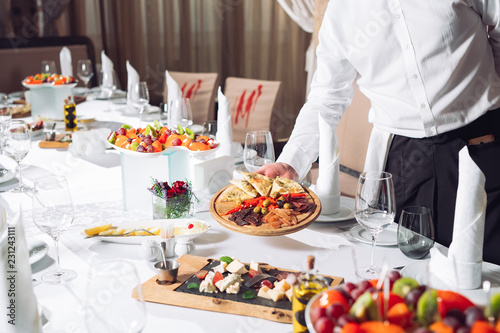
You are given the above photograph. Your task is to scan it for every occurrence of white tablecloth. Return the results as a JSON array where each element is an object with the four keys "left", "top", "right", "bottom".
[{"left": 1, "top": 100, "right": 415, "bottom": 333}]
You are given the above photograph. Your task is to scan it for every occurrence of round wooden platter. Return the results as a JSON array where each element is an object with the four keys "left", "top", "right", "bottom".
[{"left": 209, "top": 185, "right": 322, "bottom": 236}]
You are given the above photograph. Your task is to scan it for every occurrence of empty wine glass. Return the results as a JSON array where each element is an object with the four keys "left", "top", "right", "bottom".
[
  {"left": 100, "top": 71, "right": 116, "bottom": 111},
  {"left": 354, "top": 171, "right": 396, "bottom": 279},
  {"left": 32, "top": 175, "right": 76, "bottom": 283},
  {"left": 41, "top": 60, "right": 56, "bottom": 75},
  {"left": 3, "top": 120, "right": 32, "bottom": 193},
  {"left": 0, "top": 95, "right": 11, "bottom": 139},
  {"left": 77, "top": 59, "right": 94, "bottom": 91},
  {"left": 130, "top": 82, "right": 150, "bottom": 125},
  {"left": 85, "top": 260, "right": 146, "bottom": 333},
  {"left": 243, "top": 130, "right": 275, "bottom": 172},
  {"left": 397, "top": 206, "right": 435, "bottom": 259},
  {"left": 202, "top": 120, "right": 217, "bottom": 139},
  {"left": 169, "top": 97, "right": 193, "bottom": 129}
]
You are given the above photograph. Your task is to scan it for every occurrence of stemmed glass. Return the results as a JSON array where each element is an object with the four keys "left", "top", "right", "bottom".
[
  {"left": 77, "top": 59, "right": 94, "bottom": 91},
  {"left": 3, "top": 120, "right": 32, "bottom": 193},
  {"left": 85, "top": 260, "right": 146, "bottom": 332},
  {"left": 168, "top": 97, "right": 193, "bottom": 129},
  {"left": 41, "top": 60, "right": 56, "bottom": 74},
  {"left": 202, "top": 120, "right": 217, "bottom": 139},
  {"left": 32, "top": 175, "right": 77, "bottom": 283},
  {"left": 0, "top": 95, "right": 11, "bottom": 149},
  {"left": 100, "top": 71, "right": 116, "bottom": 111},
  {"left": 354, "top": 171, "right": 396, "bottom": 279},
  {"left": 243, "top": 130, "right": 275, "bottom": 172},
  {"left": 397, "top": 206, "right": 435, "bottom": 259},
  {"left": 130, "top": 82, "right": 150, "bottom": 125}
]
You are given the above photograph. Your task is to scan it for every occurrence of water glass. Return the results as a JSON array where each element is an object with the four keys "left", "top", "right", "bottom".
[
  {"left": 0, "top": 96, "right": 11, "bottom": 147},
  {"left": 41, "top": 60, "right": 56, "bottom": 74},
  {"left": 77, "top": 59, "right": 94, "bottom": 90},
  {"left": 202, "top": 120, "right": 217, "bottom": 138},
  {"left": 243, "top": 130, "right": 275, "bottom": 172},
  {"left": 130, "top": 82, "right": 150, "bottom": 125},
  {"left": 397, "top": 206, "right": 435, "bottom": 259},
  {"left": 169, "top": 97, "right": 193, "bottom": 129},
  {"left": 4, "top": 120, "right": 32, "bottom": 193}
]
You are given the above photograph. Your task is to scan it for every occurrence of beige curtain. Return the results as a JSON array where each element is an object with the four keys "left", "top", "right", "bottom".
[{"left": 52, "top": 0, "right": 310, "bottom": 141}]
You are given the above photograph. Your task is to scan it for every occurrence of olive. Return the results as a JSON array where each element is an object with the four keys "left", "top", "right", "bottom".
[
  {"left": 235, "top": 199, "right": 242, "bottom": 206},
  {"left": 253, "top": 206, "right": 261, "bottom": 214},
  {"left": 276, "top": 200, "right": 284, "bottom": 208},
  {"left": 262, "top": 199, "right": 271, "bottom": 207},
  {"left": 278, "top": 196, "right": 286, "bottom": 202},
  {"left": 270, "top": 191, "right": 279, "bottom": 198},
  {"left": 283, "top": 203, "right": 292, "bottom": 209},
  {"left": 261, "top": 207, "right": 269, "bottom": 214}
]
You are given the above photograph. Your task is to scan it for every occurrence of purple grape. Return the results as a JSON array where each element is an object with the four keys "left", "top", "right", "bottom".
[
  {"left": 196, "top": 138, "right": 207, "bottom": 144},
  {"left": 443, "top": 315, "right": 463, "bottom": 331},
  {"left": 456, "top": 327, "right": 471, "bottom": 333},
  {"left": 143, "top": 138, "right": 153, "bottom": 146},
  {"left": 447, "top": 308, "right": 466, "bottom": 326},
  {"left": 117, "top": 128, "right": 126, "bottom": 136},
  {"left": 342, "top": 282, "right": 356, "bottom": 293},
  {"left": 151, "top": 136, "right": 157, "bottom": 142},
  {"left": 127, "top": 138, "right": 133, "bottom": 142},
  {"left": 387, "top": 271, "right": 401, "bottom": 284},
  {"left": 147, "top": 145, "right": 154, "bottom": 153},
  {"left": 464, "top": 306, "right": 485, "bottom": 327},
  {"left": 337, "top": 314, "right": 355, "bottom": 327},
  {"left": 358, "top": 280, "right": 371, "bottom": 292},
  {"left": 145, "top": 135, "right": 151, "bottom": 140},
  {"left": 412, "top": 329, "right": 432, "bottom": 333},
  {"left": 136, "top": 145, "right": 145, "bottom": 152},
  {"left": 405, "top": 288, "right": 424, "bottom": 309}
]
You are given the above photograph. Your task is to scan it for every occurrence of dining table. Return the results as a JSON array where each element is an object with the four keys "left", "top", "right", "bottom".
[{"left": 0, "top": 97, "right": 458, "bottom": 332}]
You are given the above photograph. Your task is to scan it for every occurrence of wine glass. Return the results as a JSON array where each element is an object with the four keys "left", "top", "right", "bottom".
[
  {"left": 397, "top": 206, "right": 435, "bottom": 259},
  {"left": 354, "top": 171, "right": 396, "bottom": 279},
  {"left": 85, "top": 260, "right": 146, "bottom": 333},
  {"left": 32, "top": 175, "right": 77, "bottom": 283},
  {"left": 168, "top": 97, "right": 193, "bottom": 129},
  {"left": 41, "top": 60, "right": 56, "bottom": 74},
  {"left": 243, "top": 130, "right": 275, "bottom": 172},
  {"left": 130, "top": 82, "right": 150, "bottom": 125},
  {"left": 202, "top": 120, "right": 217, "bottom": 138},
  {"left": 0, "top": 95, "right": 11, "bottom": 148},
  {"left": 100, "top": 71, "right": 116, "bottom": 111},
  {"left": 77, "top": 59, "right": 94, "bottom": 91},
  {"left": 3, "top": 120, "right": 32, "bottom": 193}
]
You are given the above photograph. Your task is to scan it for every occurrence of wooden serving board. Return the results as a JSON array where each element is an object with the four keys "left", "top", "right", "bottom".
[
  {"left": 38, "top": 134, "right": 71, "bottom": 148},
  {"left": 137, "top": 255, "right": 343, "bottom": 324},
  {"left": 209, "top": 185, "right": 321, "bottom": 236}
]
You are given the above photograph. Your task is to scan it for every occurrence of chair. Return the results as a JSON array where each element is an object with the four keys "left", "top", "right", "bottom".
[
  {"left": 0, "top": 36, "right": 97, "bottom": 94},
  {"left": 163, "top": 71, "right": 219, "bottom": 125},
  {"left": 223, "top": 77, "right": 282, "bottom": 143}
]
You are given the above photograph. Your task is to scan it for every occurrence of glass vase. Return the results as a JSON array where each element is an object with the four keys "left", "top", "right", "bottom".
[{"left": 152, "top": 193, "right": 194, "bottom": 220}]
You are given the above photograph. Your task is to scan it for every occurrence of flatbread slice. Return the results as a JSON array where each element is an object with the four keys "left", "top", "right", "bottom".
[
  {"left": 241, "top": 172, "right": 273, "bottom": 197},
  {"left": 270, "top": 176, "right": 305, "bottom": 195},
  {"left": 229, "top": 179, "right": 259, "bottom": 197},
  {"left": 219, "top": 185, "right": 253, "bottom": 202}
]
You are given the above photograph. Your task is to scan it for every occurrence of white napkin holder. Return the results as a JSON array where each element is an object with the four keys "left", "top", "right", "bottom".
[
  {"left": 121, "top": 150, "right": 190, "bottom": 212},
  {"left": 28, "top": 85, "right": 74, "bottom": 120}
]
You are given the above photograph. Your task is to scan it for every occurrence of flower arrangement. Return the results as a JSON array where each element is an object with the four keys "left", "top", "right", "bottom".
[{"left": 149, "top": 179, "right": 196, "bottom": 219}]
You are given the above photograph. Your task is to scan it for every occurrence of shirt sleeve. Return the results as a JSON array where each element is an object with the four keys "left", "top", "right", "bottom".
[
  {"left": 277, "top": 2, "right": 357, "bottom": 180},
  {"left": 473, "top": 0, "right": 500, "bottom": 75}
]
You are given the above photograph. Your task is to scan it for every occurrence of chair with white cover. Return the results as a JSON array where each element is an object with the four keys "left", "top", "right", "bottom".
[
  {"left": 163, "top": 72, "right": 219, "bottom": 125},
  {"left": 223, "top": 77, "right": 282, "bottom": 143}
]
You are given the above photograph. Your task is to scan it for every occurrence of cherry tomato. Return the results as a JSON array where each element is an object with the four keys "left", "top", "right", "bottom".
[
  {"left": 195, "top": 270, "right": 208, "bottom": 280},
  {"left": 248, "top": 269, "right": 259, "bottom": 278},
  {"left": 213, "top": 271, "right": 223, "bottom": 285},
  {"left": 260, "top": 280, "right": 273, "bottom": 289}
]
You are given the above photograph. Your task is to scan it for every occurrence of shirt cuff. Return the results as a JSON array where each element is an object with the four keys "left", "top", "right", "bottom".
[{"left": 277, "top": 145, "right": 313, "bottom": 181}]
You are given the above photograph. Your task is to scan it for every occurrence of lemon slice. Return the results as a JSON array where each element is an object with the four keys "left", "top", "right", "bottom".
[{"left": 84, "top": 223, "right": 112, "bottom": 236}]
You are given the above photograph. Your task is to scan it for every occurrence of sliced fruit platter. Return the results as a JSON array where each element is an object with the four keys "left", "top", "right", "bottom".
[
  {"left": 139, "top": 254, "right": 343, "bottom": 324},
  {"left": 22, "top": 73, "right": 77, "bottom": 87},
  {"left": 306, "top": 270, "right": 500, "bottom": 333},
  {"left": 106, "top": 121, "right": 219, "bottom": 158},
  {"left": 209, "top": 172, "right": 321, "bottom": 236}
]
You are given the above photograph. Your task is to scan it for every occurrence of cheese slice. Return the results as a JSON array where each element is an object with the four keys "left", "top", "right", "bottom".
[
  {"left": 257, "top": 286, "right": 272, "bottom": 299},
  {"left": 226, "top": 259, "right": 248, "bottom": 275}
]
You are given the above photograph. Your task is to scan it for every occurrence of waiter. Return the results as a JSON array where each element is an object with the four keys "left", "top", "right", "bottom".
[{"left": 258, "top": 1, "right": 500, "bottom": 264}]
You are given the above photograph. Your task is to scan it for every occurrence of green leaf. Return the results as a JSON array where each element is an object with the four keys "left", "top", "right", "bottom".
[
  {"left": 243, "top": 291, "right": 256, "bottom": 299},
  {"left": 187, "top": 282, "right": 200, "bottom": 290}
]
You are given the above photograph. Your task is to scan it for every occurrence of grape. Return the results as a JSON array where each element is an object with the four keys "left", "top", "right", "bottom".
[
  {"left": 412, "top": 328, "right": 432, "bottom": 333},
  {"left": 164, "top": 130, "right": 171, "bottom": 136},
  {"left": 145, "top": 135, "right": 151, "bottom": 140},
  {"left": 326, "top": 303, "right": 346, "bottom": 319},
  {"left": 337, "top": 313, "right": 355, "bottom": 327},
  {"left": 117, "top": 128, "right": 126, "bottom": 136},
  {"left": 443, "top": 315, "right": 463, "bottom": 331},
  {"left": 147, "top": 145, "right": 154, "bottom": 153},
  {"left": 387, "top": 270, "right": 401, "bottom": 284},
  {"left": 358, "top": 280, "right": 371, "bottom": 292},
  {"left": 337, "top": 289, "right": 351, "bottom": 303},
  {"left": 172, "top": 138, "right": 182, "bottom": 146},
  {"left": 127, "top": 138, "right": 133, "bottom": 142},
  {"left": 136, "top": 145, "right": 145, "bottom": 152},
  {"left": 151, "top": 136, "right": 157, "bottom": 142},
  {"left": 464, "top": 306, "right": 485, "bottom": 327},
  {"left": 143, "top": 138, "right": 153, "bottom": 146},
  {"left": 417, "top": 285, "right": 427, "bottom": 293},
  {"left": 342, "top": 282, "right": 356, "bottom": 294},
  {"left": 310, "top": 306, "right": 328, "bottom": 323},
  {"left": 456, "top": 327, "right": 471, "bottom": 333},
  {"left": 197, "top": 138, "right": 207, "bottom": 144},
  {"left": 314, "top": 316, "right": 335, "bottom": 333},
  {"left": 447, "top": 308, "right": 466, "bottom": 326},
  {"left": 405, "top": 288, "right": 424, "bottom": 309},
  {"left": 350, "top": 288, "right": 364, "bottom": 301}
]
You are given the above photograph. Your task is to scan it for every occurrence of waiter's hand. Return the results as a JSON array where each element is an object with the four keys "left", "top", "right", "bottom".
[{"left": 255, "top": 162, "right": 298, "bottom": 180}]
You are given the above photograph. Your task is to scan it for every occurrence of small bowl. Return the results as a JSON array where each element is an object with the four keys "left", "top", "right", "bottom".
[{"left": 154, "top": 260, "right": 180, "bottom": 285}]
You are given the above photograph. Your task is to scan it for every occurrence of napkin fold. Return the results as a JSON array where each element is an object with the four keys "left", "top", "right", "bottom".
[
  {"left": 216, "top": 87, "right": 232, "bottom": 157},
  {"left": 59, "top": 46, "right": 73, "bottom": 77},
  {"left": 69, "top": 128, "right": 110, "bottom": 156},
  {"left": 0, "top": 207, "right": 42, "bottom": 332},
  {"left": 428, "top": 146, "right": 486, "bottom": 289},
  {"left": 101, "top": 50, "right": 114, "bottom": 87},
  {"left": 314, "top": 113, "right": 340, "bottom": 215},
  {"left": 126, "top": 61, "right": 140, "bottom": 112},
  {"left": 285, "top": 227, "right": 352, "bottom": 250}
]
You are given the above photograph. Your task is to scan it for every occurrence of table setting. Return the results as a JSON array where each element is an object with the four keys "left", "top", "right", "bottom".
[{"left": 1, "top": 75, "right": 500, "bottom": 333}]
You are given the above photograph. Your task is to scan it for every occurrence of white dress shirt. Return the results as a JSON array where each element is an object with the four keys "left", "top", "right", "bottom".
[{"left": 278, "top": 0, "right": 500, "bottom": 180}]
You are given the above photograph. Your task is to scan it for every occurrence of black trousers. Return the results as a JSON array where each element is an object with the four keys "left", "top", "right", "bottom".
[{"left": 385, "top": 109, "right": 500, "bottom": 265}]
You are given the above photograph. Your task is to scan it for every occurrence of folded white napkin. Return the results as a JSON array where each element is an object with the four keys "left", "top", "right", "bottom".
[
  {"left": 165, "top": 70, "right": 181, "bottom": 117},
  {"left": 285, "top": 227, "right": 352, "bottom": 250},
  {"left": 101, "top": 50, "right": 114, "bottom": 87},
  {"left": 314, "top": 113, "right": 340, "bottom": 215},
  {"left": 59, "top": 46, "right": 73, "bottom": 77},
  {"left": 69, "top": 128, "right": 110, "bottom": 156},
  {"left": 216, "top": 87, "right": 232, "bottom": 157},
  {"left": 126, "top": 61, "right": 140, "bottom": 112},
  {"left": 428, "top": 146, "right": 486, "bottom": 289},
  {"left": 0, "top": 207, "right": 42, "bottom": 332}
]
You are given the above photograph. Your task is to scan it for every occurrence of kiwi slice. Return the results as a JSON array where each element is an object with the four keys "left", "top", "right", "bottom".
[
  {"left": 185, "top": 127, "right": 195, "bottom": 140},
  {"left": 177, "top": 124, "right": 185, "bottom": 135}
]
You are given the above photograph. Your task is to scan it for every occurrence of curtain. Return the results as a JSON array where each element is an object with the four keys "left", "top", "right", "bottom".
[{"left": 39, "top": 0, "right": 310, "bottom": 141}]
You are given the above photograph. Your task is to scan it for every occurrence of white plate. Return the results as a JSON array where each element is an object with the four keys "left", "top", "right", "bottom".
[
  {"left": 315, "top": 196, "right": 355, "bottom": 222},
  {"left": 401, "top": 259, "right": 500, "bottom": 305},
  {"left": 84, "top": 219, "right": 211, "bottom": 245},
  {"left": 349, "top": 223, "right": 398, "bottom": 246},
  {"left": 27, "top": 237, "right": 49, "bottom": 265},
  {"left": 0, "top": 169, "right": 15, "bottom": 184},
  {"left": 105, "top": 138, "right": 220, "bottom": 158}
]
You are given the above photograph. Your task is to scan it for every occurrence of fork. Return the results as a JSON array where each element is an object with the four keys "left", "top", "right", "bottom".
[{"left": 244, "top": 273, "right": 278, "bottom": 288}]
